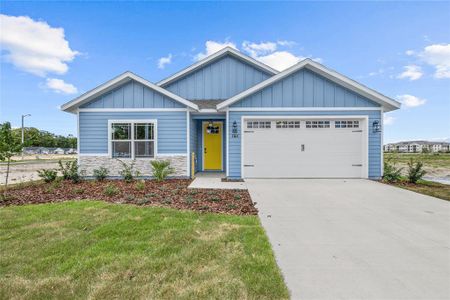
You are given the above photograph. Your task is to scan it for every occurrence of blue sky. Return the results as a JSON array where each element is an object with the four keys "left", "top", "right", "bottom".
[{"left": 1, "top": 1, "right": 449, "bottom": 143}]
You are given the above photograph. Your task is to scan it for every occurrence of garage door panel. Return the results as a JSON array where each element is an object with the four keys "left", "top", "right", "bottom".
[{"left": 243, "top": 118, "right": 366, "bottom": 178}]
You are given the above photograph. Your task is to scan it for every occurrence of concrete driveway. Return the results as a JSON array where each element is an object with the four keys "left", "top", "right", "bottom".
[{"left": 246, "top": 179, "right": 450, "bottom": 300}]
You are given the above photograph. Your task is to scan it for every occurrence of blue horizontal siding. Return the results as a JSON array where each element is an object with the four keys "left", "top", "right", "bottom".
[
  {"left": 79, "top": 112, "right": 187, "bottom": 154},
  {"left": 164, "top": 55, "right": 271, "bottom": 100},
  {"left": 232, "top": 69, "right": 380, "bottom": 108},
  {"left": 228, "top": 110, "right": 382, "bottom": 179},
  {"left": 81, "top": 80, "right": 184, "bottom": 109}
]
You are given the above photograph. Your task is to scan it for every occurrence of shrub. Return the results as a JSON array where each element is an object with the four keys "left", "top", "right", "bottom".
[
  {"left": 72, "top": 187, "right": 85, "bottom": 194},
  {"left": 37, "top": 169, "right": 58, "bottom": 183},
  {"left": 103, "top": 184, "right": 120, "bottom": 196},
  {"left": 383, "top": 158, "right": 403, "bottom": 183},
  {"left": 135, "top": 180, "right": 145, "bottom": 191},
  {"left": 116, "top": 159, "right": 139, "bottom": 182},
  {"left": 150, "top": 160, "right": 174, "bottom": 182},
  {"left": 93, "top": 167, "right": 109, "bottom": 181},
  {"left": 407, "top": 159, "right": 426, "bottom": 184},
  {"left": 185, "top": 196, "right": 195, "bottom": 205},
  {"left": 58, "top": 160, "right": 82, "bottom": 183}
]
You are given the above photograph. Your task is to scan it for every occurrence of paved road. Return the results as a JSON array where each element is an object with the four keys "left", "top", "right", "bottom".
[{"left": 246, "top": 179, "right": 450, "bottom": 300}]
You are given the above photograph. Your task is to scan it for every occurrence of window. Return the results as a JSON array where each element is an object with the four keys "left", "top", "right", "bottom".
[
  {"left": 276, "top": 120, "right": 300, "bottom": 128},
  {"left": 335, "top": 120, "right": 359, "bottom": 128},
  {"left": 110, "top": 121, "right": 155, "bottom": 158},
  {"left": 247, "top": 121, "right": 271, "bottom": 129},
  {"left": 305, "top": 120, "right": 330, "bottom": 128}
]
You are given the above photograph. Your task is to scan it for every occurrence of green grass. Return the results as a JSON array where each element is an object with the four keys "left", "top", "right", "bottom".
[
  {"left": 384, "top": 152, "right": 450, "bottom": 169},
  {"left": 0, "top": 201, "right": 288, "bottom": 299},
  {"left": 388, "top": 179, "right": 450, "bottom": 201}
]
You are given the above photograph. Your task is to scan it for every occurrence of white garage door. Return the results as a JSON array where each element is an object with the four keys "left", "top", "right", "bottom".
[{"left": 243, "top": 118, "right": 367, "bottom": 178}]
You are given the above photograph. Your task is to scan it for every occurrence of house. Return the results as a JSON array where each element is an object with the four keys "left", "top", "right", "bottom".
[
  {"left": 384, "top": 141, "right": 450, "bottom": 153},
  {"left": 61, "top": 47, "right": 401, "bottom": 179}
]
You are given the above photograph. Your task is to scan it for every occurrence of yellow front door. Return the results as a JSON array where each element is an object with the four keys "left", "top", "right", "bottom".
[{"left": 203, "top": 122, "right": 222, "bottom": 170}]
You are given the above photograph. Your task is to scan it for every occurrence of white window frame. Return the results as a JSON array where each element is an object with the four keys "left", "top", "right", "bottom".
[{"left": 108, "top": 119, "right": 158, "bottom": 159}]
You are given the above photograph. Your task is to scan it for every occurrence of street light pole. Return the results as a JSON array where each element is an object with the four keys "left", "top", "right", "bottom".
[{"left": 21, "top": 114, "right": 31, "bottom": 160}]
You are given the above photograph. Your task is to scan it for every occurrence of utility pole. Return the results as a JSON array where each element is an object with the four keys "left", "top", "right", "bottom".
[{"left": 21, "top": 114, "right": 31, "bottom": 160}]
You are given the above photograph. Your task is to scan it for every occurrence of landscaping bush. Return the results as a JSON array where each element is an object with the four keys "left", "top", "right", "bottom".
[
  {"left": 151, "top": 160, "right": 174, "bottom": 182},
  {"left": 135, "top": 180, "right": 145, "bottom": 191},
  {"left": 383, "top": 158, "right": 403, "bottom": 183},
  {"left": 407, "top": 159, "right": 426, "bottom": 184},
  {"left": 117, "top": 159, "right": 140, "bottom": 182},
  {"left": 103, "top": 184, "right": 120, "bottom": 196},
  {"left": 93, "top": 167, "right": 109, "bottom": 181},
  {"left": 37, "top": 169, "right": 58, "bottom": 183},
  {"left": 58, "top": 160, "right": 83, "bottom": 183}
]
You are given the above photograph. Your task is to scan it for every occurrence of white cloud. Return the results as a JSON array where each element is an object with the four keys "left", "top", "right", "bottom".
[
  {"left": 405, "top": 50, "right": 415, "bottom": 56},
  {"left": 384, "top": 115, "right": 395, "bottom": 125},
  {"left": 419, "top": 44, "right": 450, "bottom": 79},
  {"left": 157, "top": 54, "right": 172, "bottom": 69},
  {"left": 242, "top": 41, "right": 277, "bottom": 57},
  {"left": 0, "top": 14, "right": 79, "bottom": 76},
  {"left": 194, "top": 40, "right": 237, "bottom": 61},
  {"left": 277, "top": 40, "right": 296, "bottom": 47},
  {"left": 256, "top": 51, "right": 305, "bottom": 71},
  {"left": 397, "top": 65, "right": 423, "bottom": 80},
  {"left": 45, "top": 78, "right": 78, "bottom": 94},
  {"left": 396, "top": 94, "right": 427, "bottom": 108}
]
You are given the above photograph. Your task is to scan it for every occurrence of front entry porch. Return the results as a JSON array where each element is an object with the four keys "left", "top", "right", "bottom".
[
  {"left": 188, "top": 172, "right": 247, "bottom": 190},
  {"left": 190, "top": 114, "right": 227, "bottom": 176}
]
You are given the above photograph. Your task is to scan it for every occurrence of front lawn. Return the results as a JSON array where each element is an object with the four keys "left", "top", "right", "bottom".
[
  {"left": 0, "top": 201, "right": 289, "bottom": 299},
  {"left": 386, "top": 179, "right": 450, "bottom": 201}
]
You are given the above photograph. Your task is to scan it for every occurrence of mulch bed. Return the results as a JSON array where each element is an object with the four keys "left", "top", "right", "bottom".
[{"left": 0, "top": 179, "right": 257, "bottom": 215}]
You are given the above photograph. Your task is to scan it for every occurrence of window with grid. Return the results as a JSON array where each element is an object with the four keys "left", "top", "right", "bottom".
[
  {"left": 111, "top": 122, "right": 155, "bottom": 158},
  {"left": 276, "top": 120, "right": 301, "bottom": 128},
  {"left": 305, "top": 120, "right": 330, "bottom": 128},
  {"left": 335, "top": 120, "right": 359, "bottom": 128},
  {"left": 247, "top": 121, "right": 271, "bottom": 129}
]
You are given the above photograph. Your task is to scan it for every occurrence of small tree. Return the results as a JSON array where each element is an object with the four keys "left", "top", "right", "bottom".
[
  {"left": 383, "top": 158, "right": 403, "bottom": 183},
  {"left": 0, "top": 122, "right": 23, "bottom": 197},
  {"left": 407, "top": 159, "right": 427, "bottom": 184}
]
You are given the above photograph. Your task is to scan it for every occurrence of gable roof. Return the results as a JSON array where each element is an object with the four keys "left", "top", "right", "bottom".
[
  {"left": 60, "top": 72, "right": 199, "bottom": 113},
  {"left": 157, "top": 47, "right": 279, "bottom": 87},
  {"left": 217, "top": 59, "right": 401, "bottom": 112}
]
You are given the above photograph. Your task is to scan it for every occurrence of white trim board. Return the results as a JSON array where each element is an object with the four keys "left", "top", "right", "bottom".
[
  {"left": 78, "top": 153, "right": 187, "bottom": 157},
  {"left": 218, "top": 59, "right": 401, "bottom": 112},
  {"left": 228, "top": 107, "right": 382, "bottom": 112},
  {"left": 240, "top": 115, "right": 369, "bottom": 179},
  {"left": 78, "top": 108, "right": 187, "bottom": 112},
  {"left": 157, "top": 47, "right": 278, "bottom": 87},
  {"left": 186, "top": 110, "right": 190, "bottom": 177},
  {"left": 61, "top": 72, "right": 199, "bottom": 113}
]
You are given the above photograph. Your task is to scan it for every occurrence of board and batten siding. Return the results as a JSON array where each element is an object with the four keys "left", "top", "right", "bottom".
[
  {"left": 231, "top": 69, "right": 381, "bottom": 108},
  {"left": 79, "top": 112, "right": 187, "bottom": 154},
  {"left": 164, "top": 55, "right": 272, "bottom": 100},
  {"left": 228, "top": 110, "right": 382, "bottom": 179},
  {"left": 80, "top": 80, "right": 184, "bottom": 109}
]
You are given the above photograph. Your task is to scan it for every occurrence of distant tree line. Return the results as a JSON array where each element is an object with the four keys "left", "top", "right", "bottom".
[{"left": 11, "top": 127, "right": 77, "bottom": 149}]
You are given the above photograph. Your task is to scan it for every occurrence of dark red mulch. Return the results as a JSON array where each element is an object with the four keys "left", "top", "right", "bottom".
[{"left": 0, "top": 179, "right": 257, "bottom": 215}]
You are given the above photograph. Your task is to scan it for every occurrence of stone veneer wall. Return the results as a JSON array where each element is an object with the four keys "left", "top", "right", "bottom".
[{"left": 79, "top": 155, "right": 188, "bottom": 177}]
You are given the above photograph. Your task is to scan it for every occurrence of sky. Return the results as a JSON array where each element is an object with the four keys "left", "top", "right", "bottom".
[{"left": 1, "top": 1, "right": 449, "bottom": 143}]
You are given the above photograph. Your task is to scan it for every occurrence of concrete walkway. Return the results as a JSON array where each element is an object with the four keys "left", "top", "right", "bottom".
[
  {"left": 188, "top": 172, "right": 247, "bottom": 190},
  {"left": 246, "top": 179, "right": 450, "bottom": 300}
]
